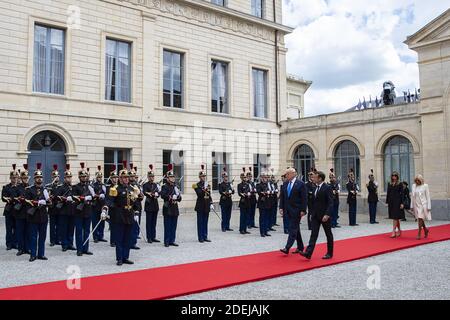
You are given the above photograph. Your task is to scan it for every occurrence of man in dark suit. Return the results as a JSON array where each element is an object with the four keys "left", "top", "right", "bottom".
[
  {"left": 300, "top": 171, "right": 334, "bottom": 260},
  {"left": 279, "top": 167, "right": 307, "bottom": 255}
]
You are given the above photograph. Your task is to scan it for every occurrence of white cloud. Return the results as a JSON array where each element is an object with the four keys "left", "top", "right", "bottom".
[{"left": 283, "top": 0, "right": 449, "bottom": 116}]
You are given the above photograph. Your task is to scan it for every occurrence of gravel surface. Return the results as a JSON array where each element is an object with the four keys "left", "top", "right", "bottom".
[{"left": 0, "top": 210, "right": 448, "bottom": 299}]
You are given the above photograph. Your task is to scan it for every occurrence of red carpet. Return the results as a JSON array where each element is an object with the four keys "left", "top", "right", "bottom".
[{"left": 1, "top": 224, "right": 449, "bottom": 300}]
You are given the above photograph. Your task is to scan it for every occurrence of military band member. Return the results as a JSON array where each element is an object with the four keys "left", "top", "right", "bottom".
[
  {"left": 238, "top": 168, "right": 251, "bottom": 235},
  {"left": 143, "top": 165, "right": 161, "bottom": 243},
  {"left": 24, "top": 163, "right": 49, "bottom": 262},
  {"left": 269, "top": 170, "right": 279, "bottom": 230},
  {"left": 160, "top": 164, "right": 182, "bottom": 247},
  {"left": 2, "top": 164, "right": 19, "bottom": 250},
  {"left": 346, "top": 169, "right": 359, "bottom": 226},
  {"left": 106, "top": 166, "right": 119, "bottom": 247},
  {"left": 218, "top": 167, "right": 234, "bottom": 232},
  {"left": 194, "top": 165, "right": 212, "bottom": 243},
  {"left": 246, "top": 167, "right": 257, "bottom": 229},
  {"left": 256, "top": 170, "right": 272, "bottom": 237},
  {"left": 103, "top": 162, "right": 140, "bottom": 265},
  {"left": 72, "top": 162, "right": 94, "bottom": 256},
  {"left": 47, "top": 165, "right": 60, "bottom": 246},
  {"left": 129, "top": 164, "right": 143, "bottom": 250},
  {"left": 328, "top": 169, "right": 341, "bottom": 228},
  {"left": 15, "top": 164, "right": 30, "bottom": 255},
  {"left": 92, "top": 166, "right": 107, "bottom": 242},
  {"left": 367, "top": 169, "right": 379, "bottom": 224},
  {"left": 306, "top": 170, "right": 316, "bottom": 230},
  {"left": 55, "top": 165, "right": 76, "bottom": 252}
]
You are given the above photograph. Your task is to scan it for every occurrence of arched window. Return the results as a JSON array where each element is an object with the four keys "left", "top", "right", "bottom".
[
  {"left": 383, "top": 136, "right": 414, "bottom": 190},
  {"left": 293, "top": 144, "right": 315, "bottom": 182},
  {"left": 334, "top": 140, "right": 360, "bottom": 191}
]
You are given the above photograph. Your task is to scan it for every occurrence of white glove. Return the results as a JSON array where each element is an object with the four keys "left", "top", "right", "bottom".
[
  {"left": 66, "top": 196, "right": 73, "bottom": 202},
  {"left": 101, "top": 210, "right": 108, "bottom": 221},
  {"left": 172, "top": 195, "right": 178, "bottom": 200},
  {"left": 134, "top": 215, "right": 139, "bottom": 222},
  {"left": 154, "top": 192, "right": 159, "bottom": 197},
  {"left": 247, "top": 192, "right": 251, "bottom": 196},
  {"left": 85, "top": 195, "right": 93, "bottom": 201},
  {"left": 38, "top": 200, "right": 46, "bottom": 206},
  {"left": 210, "top": 204, "right": 215, "bottom": 211},
  {"left": 228, "top": 190, "right": 232, "bottom": 193},
  {"left": 99, "top": 194, "right": 105, "bottom": 200}
]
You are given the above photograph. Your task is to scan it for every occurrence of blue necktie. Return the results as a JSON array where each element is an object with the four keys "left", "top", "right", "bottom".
[{"left": 288, "top": 181, "right": 293, "bottom": 197}]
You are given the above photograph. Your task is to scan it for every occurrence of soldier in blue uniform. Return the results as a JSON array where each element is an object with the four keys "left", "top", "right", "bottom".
[
  {"left": 2, "top": 164, "right": 19, "bottom": 251},
  {"left": 55, "top": 164, "right": 76, "bottom": 252},
  {"left": 129, "top": 164, "right": 143, "bottom": 250},
  {"left": 103, "top": 162, "right": 141, "bottom": 265},
  {"left": 238, "top": 168, "right": 251, "bottom": 235},
  {"left": 246, "top": 167, "right": 257, "bottom": 229},
  {"left": 218, "top": 167, "right": 234, "bottom": 232},
  {"left": 346, "top": 169, "right": 359, "bottom": 226},
  {"left": 92, "top": 166, "right": 107, "bottom": 243},
  {"left": 328, "top": 169, "right": 341, "bottom": 228},
  {"left": 160, "top": 164, "right": 182, "bottom": 247},
  {"left": 72, "top": 162, "right": 94, "bottom": 256},
  {"left": 15, "top": 164, "right": 30, "bottom": 255},
  {"left": 256, "top": 170, "right": 272, "bottom": 237},
  {"left": 142, "top": 164, "right": 161, "bottom": 243},
  {"left": 47, "top": 164, "right": 61, "bottom": 247},
  {"left": 24, "top": 163, "right": 49, "bottom": 262},
  {"left": 106, "top": 166, "right": 119, "bottom": 247},
  {"left": 194, "top": 165, "right": 212, "bottom": 243}
]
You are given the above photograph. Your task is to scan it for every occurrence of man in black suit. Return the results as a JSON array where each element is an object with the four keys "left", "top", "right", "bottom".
[
  {"left": 279, "top": 167, "right": 307, "bottom": 255},
  {"left": 300, "top": 171, "right": 334, "bottom": 260}
]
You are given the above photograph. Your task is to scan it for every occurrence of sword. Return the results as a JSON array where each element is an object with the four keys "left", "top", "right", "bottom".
[
  {"left": 82, "top": 216, "right": 107, "bottom": 247},
  {"left": 134, "top": 216, "right": 147, "bottom": 243},
  {"left": 210, "top": 204, "right": 222, "bottom": 222}
]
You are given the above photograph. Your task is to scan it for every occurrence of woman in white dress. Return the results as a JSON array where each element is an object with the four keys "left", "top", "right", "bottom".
[{"left": 411, "top": 174, "right": 432, "bottom": 239}]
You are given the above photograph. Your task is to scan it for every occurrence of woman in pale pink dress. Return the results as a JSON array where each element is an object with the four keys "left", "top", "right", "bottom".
[{"left": 411, "top": 175, "right": 432, "bottom": 239}]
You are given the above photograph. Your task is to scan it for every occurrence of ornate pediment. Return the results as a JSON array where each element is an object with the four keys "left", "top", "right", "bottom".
[
  {"left": 115, "top": 0, "right": 290, "bottom": 42},
  {"left": 405, "top": 8, "right": 450, "bottom": 48}
]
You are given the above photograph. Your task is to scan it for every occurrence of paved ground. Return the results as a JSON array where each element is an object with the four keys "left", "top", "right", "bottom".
[{"left": 0, "top": 209, "right": 449, "bottom": 299}]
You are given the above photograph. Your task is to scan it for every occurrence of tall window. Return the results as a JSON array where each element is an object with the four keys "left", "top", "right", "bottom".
[
  {"left": 383, "top": 136, "right": 414, "bottom": 190},
  {"left": 33, "top": 24, "right": 65, "bottom": 95},
  {"left": 334, "top": 140, "right": 360, "bottom": 191},
  {"left": 212, "top": 152, "right": 230, "bottom": 190},
  {"left": 104, "top": 148, "right": 130, "bottom": 183},
  {"left": 251, "top": 0, "right": 263, "bottom": 18},
  {"left": 253, "top": 154, "right": 270, "bottom": 183},
  {"left": 105, "top": 38, "right": 131, "bottom": 103},
  {"left": 163, "top": 50, "right": 183, "bottom": 108},
  {"left": 253, "top": 68, "right": 267, "bottom": 118},
  {"left": 211, "top": 0, "right": 225, "bottom": 6},
  {"left": 211, "top": 61, "right": 229, "bottom": 113},
  {"left": 163, "top": 150, "right": 184, "bottom": 192},
  {"left": 293, "top": 145, "right": 315, "bottom": 182}
]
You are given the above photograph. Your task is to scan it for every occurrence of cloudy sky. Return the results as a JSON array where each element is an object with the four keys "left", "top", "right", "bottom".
[{"left": 283, "top": 0, "right": 449, "bottom": 116}]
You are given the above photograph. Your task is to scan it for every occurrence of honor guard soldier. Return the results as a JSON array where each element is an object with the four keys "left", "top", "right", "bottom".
[
  {"left": 91, "top": 166, "right": 107, "bottom": 243},
  {"left": 238, "top": 168, "right": 251, "bottom": 235},
  {"left": 269, "top": 169, "right": 279, "bottom": 230},
  {"left": 346, "top": 168, "right": 359, "bottom": 226},
  {"left": 24, "top": 163, "right": 49, "bottom": 262},
  {"left": 246, "top": 167, "right": 257, "bottom": 229},
  {"left": 143, "top": 164, "right": 161, "bottom": 243},
  {"left": 218, "top": 167, "right": 234, "bottom": 232},
  {"left": 306, "top": 169, "right": 317, "bottom": 230},
  {"left": 194, "top": 165, "right": 213, "bottom": 243},
  {"left": 328, "top": 169, "right": 341, "bottom": 228},
  {"left": 72, "top": 162, "right": 94, "bottom": 256},
  {"left": 103, "top": 161, "right": 141, "bottom": 265},
  {"left": 15, "top": 164, "right": 30, "bottom": 255},
  {"left": 106, "top": 166, "right": 119, "bottom": 247},
  {"left": 129, "top": 164, "right": 143, "bottom": 250},
  {"left": 55, "top": 164, "right": 76, "bottom": 252},
  {"left": 2, "top": 164, "right": 19, "bottom": 250},
  {"left": 256, "top": 169, "right": 273, "bottom": 237},
  {"left": 160, "top": 164, "right": 182, "bottom": 247},
  {"left": 47, "top": 165, "right": 61, "bottom": 246},
  {"left": 367, "top": 169, "right": 379, "bottom": 224}
]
